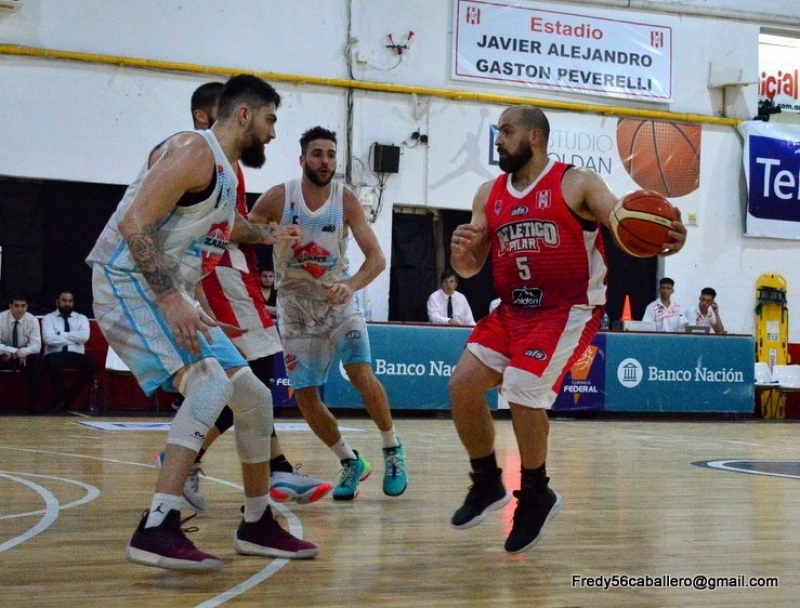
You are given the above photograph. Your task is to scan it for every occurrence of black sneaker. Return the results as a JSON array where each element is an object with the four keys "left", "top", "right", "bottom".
[
  {"left": 234, "top": 506, "right": 319, "bottom": 559},
  {"left": 126, "top": 509, "right": 222, "bottom": 572},
  {"left": 503, "top": 487, "right": 562, "bottom": 553},
  {"left": 451, "top": 471, "right": 511, "bottom": 529}
]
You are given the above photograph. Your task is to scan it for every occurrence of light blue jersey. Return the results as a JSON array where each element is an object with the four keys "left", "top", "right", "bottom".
[{"left": 87, "top": 130, "right": 247, "bottom": 395}]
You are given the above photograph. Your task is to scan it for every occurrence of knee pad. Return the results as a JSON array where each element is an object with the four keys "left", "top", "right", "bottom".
[
  {"left": 167, "top": 360, "right": 233, "bottom": 452},
  {"left": 228, "top": 367, "right": 273, "bottom": 463}
]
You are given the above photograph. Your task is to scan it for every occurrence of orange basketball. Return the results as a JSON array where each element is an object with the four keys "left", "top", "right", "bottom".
[
  {"left": 616, "top": 118, "right": 701, "bottom": 198},
  {"left": 610, "top": 190, "right": 679, "bottom": 258}
]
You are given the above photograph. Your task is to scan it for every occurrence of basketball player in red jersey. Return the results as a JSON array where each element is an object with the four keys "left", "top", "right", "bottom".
[{"left": 447, "top": 105, "right": 686, "bottom": 553}]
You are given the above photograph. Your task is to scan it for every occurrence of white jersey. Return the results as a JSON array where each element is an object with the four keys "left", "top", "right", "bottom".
[
  {"left": 273, "top": 179, "right": 350, "bottom": 301},
  {"left": 87, "top": 130, "right": 244, "bottom": 394},
  {"left": 87, "top": 129, "right": 238, "bottom": 295}
]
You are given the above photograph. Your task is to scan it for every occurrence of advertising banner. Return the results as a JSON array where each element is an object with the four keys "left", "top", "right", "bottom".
[
  {"left": 428, "top": 104, "right": 701, "bottom": 211},
  {"left": 738, "top": 120, "right": 800, "bottom": 240},
  {"left": 451, "top": 0, "right": 673, "bottom": 102},
  {"left": 324, "top": 324, "right": 473, "bottom": 410},
  {"left": 759, "top": 63, "right": 800, "bottom": 114},
  {"left": 603, "top": 333, "right": 753, "bottom": 413},
  {"left": 552, "top": 334, "right": 606, "bottom": 412}
]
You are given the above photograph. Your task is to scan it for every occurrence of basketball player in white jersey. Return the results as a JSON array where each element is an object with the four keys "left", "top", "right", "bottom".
[
  {"left": 250, "top": 126, "right": 408, "bottom": 501},
  {"left": 87, "top": 75, "right": 317, "bottom": 572},
  {"left": 153, "top": 82, "right": 331, "bottom": 512}
]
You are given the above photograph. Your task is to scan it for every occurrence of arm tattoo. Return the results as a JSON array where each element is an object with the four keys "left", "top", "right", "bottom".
[
  {"left": 237, "top": 220, "right": 265, "bottom": 244},
  {"left": 127, "top": 227, "right": 177, "bottom": 296},
  {"left": 237, "top": 221, "right": 281, "bottom": 244}
]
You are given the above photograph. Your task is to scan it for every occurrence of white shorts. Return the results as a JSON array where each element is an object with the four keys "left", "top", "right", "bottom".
[
  {"left": 277, "top": 294, "right": 371, "bottom": 390},
  {"left": 92, "top": 265, "right": 247, "bottom": 396}
]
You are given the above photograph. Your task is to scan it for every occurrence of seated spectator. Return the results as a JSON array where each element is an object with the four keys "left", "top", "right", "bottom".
[
  {"left": 684, "top": 287, "right": 725, "bottom": 334},
  {"left": 260, "top": 267, "right": 277, "bottom": 318},
  {"left": 427, "top": 269, "right": 475, "bottom": 326},
  {"left": 642, "top": 277, "right": 685, "bottom": 332},
  {"left": 0, "top": 294, "right": 43, "bottom": 412},
  {"left": 41, "top": 291, "right": 96, "bottom": 411}
]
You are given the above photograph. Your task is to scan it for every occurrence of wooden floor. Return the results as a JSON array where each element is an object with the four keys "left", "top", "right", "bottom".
[{"left": 1, "top": 411, "right": 799, "bottom": 607}]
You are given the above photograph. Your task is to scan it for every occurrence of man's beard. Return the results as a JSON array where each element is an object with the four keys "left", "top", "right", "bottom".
[
  {"left": 58, "top": 306, "right": 73, "bottom": 315},
  {"left": 240, "top": 134, "right": 266, "bottom": 169},
  {"left": 304, "top": 165, "right": 334, "bottom": 187},
  {"left": 497, "top": 142, "right": 533, "bottom": 174}
]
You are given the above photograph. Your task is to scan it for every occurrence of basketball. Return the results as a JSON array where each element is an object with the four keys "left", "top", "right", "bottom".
[
  {"left": 616, "top": 118, "right": 701, "bottom": 198},
  {"left": 610, "top": 190, "right": 679, "bottom": 258}
]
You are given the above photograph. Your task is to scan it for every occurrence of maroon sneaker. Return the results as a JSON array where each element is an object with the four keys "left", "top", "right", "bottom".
[
  {"left": 233, "top": 507, "right": 319, "bottom": 559},
  {"left": 126, "top": 510, "right": 222, "bottom": 572}
]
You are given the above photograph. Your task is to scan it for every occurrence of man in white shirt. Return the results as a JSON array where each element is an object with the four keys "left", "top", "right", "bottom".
[
  {"left": 0, "top": 294, "right": 44, "bottom": 411},
  {"left": 642, "top": 277, "right": 685, "bottom": 332},
  {"left": 41, "top": 291, "right": 96, "bottom": 411},
  {"left": 683, "top": 287, "right": 725, "bottom": 334},
  {"left": 428, "top": 269, "right": 476, "bottom": 326}
]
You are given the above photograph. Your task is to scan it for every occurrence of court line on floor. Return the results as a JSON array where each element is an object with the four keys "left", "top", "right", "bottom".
[{"left": 0, "top": 445, "right": 304, "bottom": 605}]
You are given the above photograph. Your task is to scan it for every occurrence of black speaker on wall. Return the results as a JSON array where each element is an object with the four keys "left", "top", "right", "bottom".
[{"left": 372, "top": 143, "right": 400, "bottom": 174}]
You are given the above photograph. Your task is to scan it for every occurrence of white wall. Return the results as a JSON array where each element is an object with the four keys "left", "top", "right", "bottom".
[{"left": 1, "top": 0, "right": 799, "bottom": 338}]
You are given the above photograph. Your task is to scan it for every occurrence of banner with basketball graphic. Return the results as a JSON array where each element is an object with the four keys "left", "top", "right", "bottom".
[
  {"left": 738, "top": 120, "right": 800, "bottom": 240},
  {"left": 428, "top": 103, "right": 702, "bottom": 211},
  {"left": 451, "top": 0, "right": 674, "bottom": 102}
]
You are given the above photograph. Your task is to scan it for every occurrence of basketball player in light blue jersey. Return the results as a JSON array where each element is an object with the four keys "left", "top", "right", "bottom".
[
  {"left": 250, "top": 126, "right": 408, "bottom": 501},
  {"left": 87, "top": 75, "right": 317, "bottom": 572}
]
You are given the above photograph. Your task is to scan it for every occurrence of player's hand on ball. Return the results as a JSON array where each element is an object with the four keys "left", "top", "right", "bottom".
[{"left": 661, "top": 208, "right": 686, "bottom": 256}]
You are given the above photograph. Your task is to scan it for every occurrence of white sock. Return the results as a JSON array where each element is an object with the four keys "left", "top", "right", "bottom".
[
  {"left": 145, "top": 493, "right": 183, "bottom": 528},
  {"left": 244, "top": 495, "right": 270, "bottom": 523},
  {"left": 380, "top": 426, "right": 400, "bottom": 449},
  {"left": 329, "top": 438, "right": 357, "bottom": 462}
]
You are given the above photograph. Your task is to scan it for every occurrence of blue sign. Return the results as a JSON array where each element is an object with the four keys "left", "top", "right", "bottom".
[
  {"left": 603, "top": 333, "right": 754, "bottom": 413},
  {"left": 325, "top": 324, "right": 472, "bottom": 410},
  {"left": 552, "top": 333, "right": 606, "bottom": 412},
  {"left": 747, "top": 134, "right": 800, "bottom": 222}
]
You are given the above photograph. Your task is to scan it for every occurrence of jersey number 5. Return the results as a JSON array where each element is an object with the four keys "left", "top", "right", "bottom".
[{"left": 516, "top": 257, "right": 531, "bottom": 280}]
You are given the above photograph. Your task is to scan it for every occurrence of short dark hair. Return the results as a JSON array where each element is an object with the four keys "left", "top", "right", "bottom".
[
  {"left": 190, "top": 82, "right": 223, "bottom": 115},
  {"left": 216, "top": 75, "right": 281, "bottom": 120},
  {"left": 700, "top": 287, "right": 717, "bottom": 298},
  {"left": 504, "top": 105, "right": 551, "bottom": 140},
  {"left": 299, "top": 126, "right": 337, "bottom": 155},
  {"left": 659, "top": 277, "right": 675, "bottom": 287},
  {"left": 9, "top": 293, "right": 27, "bottom": 304},
  {"left": 440, "top": 269, "right": 457, "bottom": 283}
]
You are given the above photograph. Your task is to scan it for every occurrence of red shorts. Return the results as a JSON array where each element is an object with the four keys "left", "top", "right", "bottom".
[{"left": 466, "top": 303, "right": 601, "bottom": 408}]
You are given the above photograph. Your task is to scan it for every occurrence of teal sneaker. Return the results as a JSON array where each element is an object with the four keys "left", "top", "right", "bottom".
[
  {"left": 382, "top": 443, "right": 408, "bottom": 497},
  {"left": 333, "top": 451, "right": 371, "bottom": 501}
]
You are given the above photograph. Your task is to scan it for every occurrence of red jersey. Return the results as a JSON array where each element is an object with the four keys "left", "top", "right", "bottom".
[
  {"left": 486, "top": 160, "right": 607, "bottom": 310},
  {"left": 202, "top": 163, "right": 274, "bottom": 332}
]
